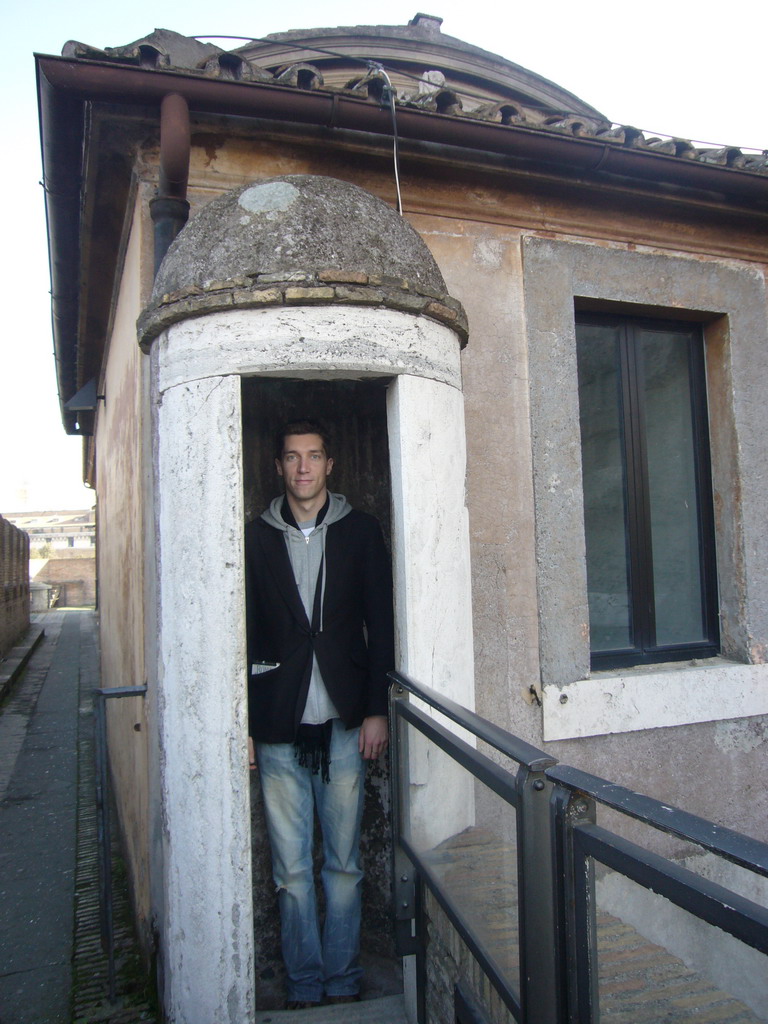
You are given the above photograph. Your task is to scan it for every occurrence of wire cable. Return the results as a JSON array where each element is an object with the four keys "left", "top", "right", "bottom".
[
  {"left": 369, "top": 64, "right": 403, "bottom": 216},
  {"left": 194, "top": 35, "right": 406, "bottom": 213}
]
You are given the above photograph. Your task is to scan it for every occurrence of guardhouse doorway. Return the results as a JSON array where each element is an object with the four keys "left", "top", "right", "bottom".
[
  {"left": 146, "top": 174, "right": 473, "bottom": 1023},
  {"left": 241, "top": 376, "right": 398, "bottom": 1007}
]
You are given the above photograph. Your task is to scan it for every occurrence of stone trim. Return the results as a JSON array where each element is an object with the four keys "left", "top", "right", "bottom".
[
  {"left": 522, "top": 236, "right": 768, "bottom": 735},
  {"left": 542, "top": 660, "right": 768, "bottom": 741},
  {"left": 138, "top": 270, "right": 468, "bottom": 351},
  {"left": 154, "top": 307, "right": 464, "bottom": 393}
]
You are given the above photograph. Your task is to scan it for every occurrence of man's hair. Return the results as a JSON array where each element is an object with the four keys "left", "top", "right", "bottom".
[{"left": 275, "top": 419, "right": 332, "bottom": 459}]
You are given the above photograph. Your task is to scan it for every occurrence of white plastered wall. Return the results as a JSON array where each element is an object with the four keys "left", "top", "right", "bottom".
[
  {"left": 388, "top": 374, "right": 476, "bottom": 842},
  {"left": 154, "top": 372, "right": 253, "bottom": 1024},
  {"left": 151, "top": 303, "right": 474, "bottom": 1022}
]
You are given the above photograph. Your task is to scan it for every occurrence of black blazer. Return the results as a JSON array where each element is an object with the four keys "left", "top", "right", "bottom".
[{"left": 244, "top": 508, "right": 394, "bottom": 742}]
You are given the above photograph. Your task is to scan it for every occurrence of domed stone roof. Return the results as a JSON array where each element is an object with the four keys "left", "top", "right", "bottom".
[
  {"left": 155, "top": 175, "right": 446, "bottom": 295},
  {"left": 139, "top": 175, "right": 466, "bottom": 348}
]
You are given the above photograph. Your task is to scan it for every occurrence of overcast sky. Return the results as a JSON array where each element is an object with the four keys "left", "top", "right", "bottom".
[{"left": 2, "top": 0, "right": 764, "bottom": 512}]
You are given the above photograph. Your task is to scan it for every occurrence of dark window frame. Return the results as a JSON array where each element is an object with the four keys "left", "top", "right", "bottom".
[{"left": 576, "top": 312, "right": 720, "bottom": 671}]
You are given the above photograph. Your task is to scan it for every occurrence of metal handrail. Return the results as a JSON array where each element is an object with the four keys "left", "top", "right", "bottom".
[
  {"left": 389, "top": 671, "right": 768, "bottom": 1024},
  {"left": 574, "top": 822, "right": 768, "bottom": 954},
  {"left": 389, "top": 691, "right": 525, "bottom": 1021},
  {"left": 389, "top": 674, "right": 560, "bottom": 1023},
  {"left": 549, "top": 763, "right": 768, "bottom": 877},
  {"left": 395, "top": 699, "right": 521, "bottom": 805},
  {"left": 389, "top": 670, "right": 557, "bottom": 770},
  {"left": 391, "top": 670, "right": 768, "bottom": 877}
]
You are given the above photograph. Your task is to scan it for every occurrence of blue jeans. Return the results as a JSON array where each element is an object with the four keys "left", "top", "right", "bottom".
[{"left": 256, "top": 720, "right": 366, "bottom": 1002}]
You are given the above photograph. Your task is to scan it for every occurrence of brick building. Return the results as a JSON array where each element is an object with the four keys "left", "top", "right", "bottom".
[
  {"left": 30, "top": 550, "right": 96, "bottom": 608},
  {"left": 4, "top": 508, "right": 95, "bottom": 554},
  {"left": 0, "top": 515, "right": 30, "bottom": 658},
  {"left": 5, "top": 509, "right": 96, "bottom": 608}
]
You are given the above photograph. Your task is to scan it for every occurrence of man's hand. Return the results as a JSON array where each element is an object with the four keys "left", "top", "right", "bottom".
[
  {"left": 359, "top": 716, "right": 388, "bottom": 760},
  {"left": 248, "top": 736, "right": 256, "bottom": 770}
]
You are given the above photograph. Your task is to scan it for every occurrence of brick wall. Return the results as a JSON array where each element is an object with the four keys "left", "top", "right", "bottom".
[
  {"left": 425, "top": 889, "right": 516, "bottom": 1024},
  {"left": 0, "top": 515, "right": 30, "bottom": 658},
  {"left": 36, "top": 551, "right": 96, "bottom": 607},
  {"left": 422, "top": 828, "right": 518, "bottom": 1024}
]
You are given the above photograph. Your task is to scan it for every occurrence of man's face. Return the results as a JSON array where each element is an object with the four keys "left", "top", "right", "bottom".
[{"left": 276, "top": 433, "right": 333, "bottom": 507}]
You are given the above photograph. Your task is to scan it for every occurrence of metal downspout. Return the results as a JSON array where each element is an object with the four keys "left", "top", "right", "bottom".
[{"left": 149, "top": 92, "right": 190, "bottom": 277}]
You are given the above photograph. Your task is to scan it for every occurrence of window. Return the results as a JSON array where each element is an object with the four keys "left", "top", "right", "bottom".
[{"left": 575, "top": 313, "right": 719, "bottom": 669}]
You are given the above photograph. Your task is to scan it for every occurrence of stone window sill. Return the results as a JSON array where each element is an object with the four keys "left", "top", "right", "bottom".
[{"left": 542, "top": 658, "right": 768, "bottom": 741}]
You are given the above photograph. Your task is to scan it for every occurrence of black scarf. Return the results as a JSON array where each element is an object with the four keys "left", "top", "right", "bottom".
[{"left": 294, "top": 720, "right": 334, "bottom": 782}]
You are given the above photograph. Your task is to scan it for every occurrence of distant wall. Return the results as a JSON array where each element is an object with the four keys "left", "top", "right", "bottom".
[
  {"left": 35, "top": 550, "right": 96, "bottom": 607},
  {"left": 0, "top": 515, "right": 30, "bottom": 657}
]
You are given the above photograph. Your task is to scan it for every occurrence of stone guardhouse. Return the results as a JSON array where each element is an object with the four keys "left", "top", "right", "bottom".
[{"left": 35, "top": 13, "right": 768, "bottom": 1023}]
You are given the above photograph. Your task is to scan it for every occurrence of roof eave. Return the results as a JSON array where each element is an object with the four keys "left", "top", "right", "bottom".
[{"left": 36, "top": 54, "right": 768, "bottom": 432}]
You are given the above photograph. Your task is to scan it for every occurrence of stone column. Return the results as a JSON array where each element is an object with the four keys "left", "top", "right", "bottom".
[
  {"left": 387, "top": 372, "right": 476, "bottom": 845},
  {"left": 388, "top": 373, "right": 475, "bottom": 711},
  {"left": 154, "top": 372, "right": 254, "bottom": 1024},
  {"left": 387, "top": 373, "right": 476, "bottom": 1024}
]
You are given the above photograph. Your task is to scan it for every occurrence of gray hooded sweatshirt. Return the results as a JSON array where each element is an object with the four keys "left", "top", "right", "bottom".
[{"left": 260, "top": 492, "right": 352, "bottom": 725}]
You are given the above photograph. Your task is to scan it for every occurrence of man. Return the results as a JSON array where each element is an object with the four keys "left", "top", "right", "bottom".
[{"left": 245, "top": 419, "right": 394, "bottom": 1009}]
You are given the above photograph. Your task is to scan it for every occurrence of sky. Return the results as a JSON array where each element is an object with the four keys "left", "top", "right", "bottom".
[{"left": 1, "top": 0, "right": 765, "bottom": 513}]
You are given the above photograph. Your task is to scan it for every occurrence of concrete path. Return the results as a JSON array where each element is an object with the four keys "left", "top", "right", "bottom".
[
  {"left": 254, "top": 993, "right": 407, "bottom": 1023},
  {"left": 0, "top": 610, "right": 155, "bottom": 1024},
  {"left": 0, "top": 611, "right": 80, "bottom": 1022}
]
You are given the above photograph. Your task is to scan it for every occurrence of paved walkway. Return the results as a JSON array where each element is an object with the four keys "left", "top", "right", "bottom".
[
  {"left": 426, "top": 826, "right": 766, "bottom": 1024},
  {"left": 1, "top": 611, "right": 78, "bottom": 1022},
  {"left": 0, "top": 610, "right": 155, "bottom": 1024}
]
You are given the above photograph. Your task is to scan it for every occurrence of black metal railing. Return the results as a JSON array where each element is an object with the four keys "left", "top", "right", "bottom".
[{"left": 388, "top": 670, "right": 768, "bottom": 1024}]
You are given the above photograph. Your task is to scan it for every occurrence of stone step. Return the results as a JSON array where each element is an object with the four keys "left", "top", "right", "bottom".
[{"left": 254, "top": 993, "right": 407, "bottom": 1024}]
